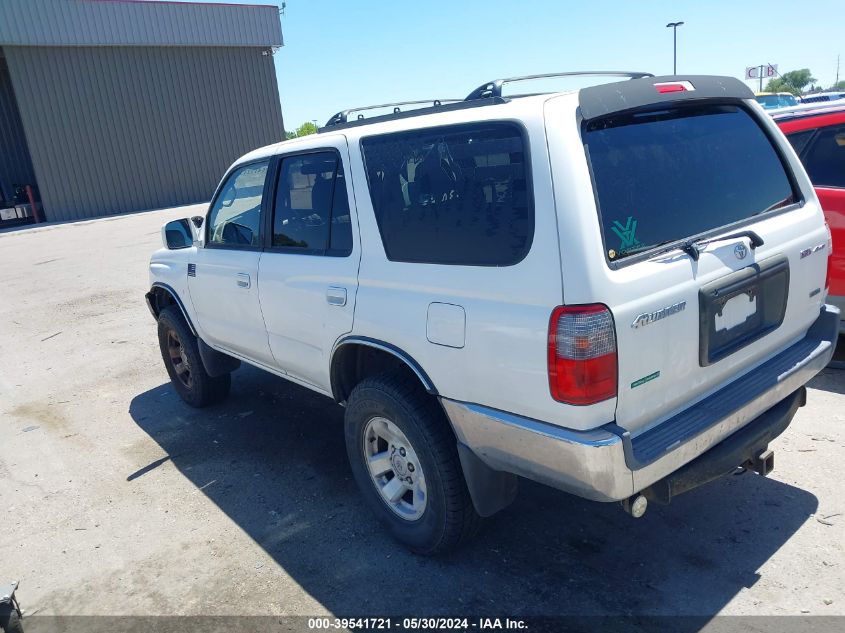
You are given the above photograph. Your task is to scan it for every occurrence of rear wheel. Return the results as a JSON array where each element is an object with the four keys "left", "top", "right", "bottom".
[
  {"left": 157, "top": 306, "right": 231, "bottom": 407},
  {"left": 344, "top": 370, "right": 480, "bottom": 555}
]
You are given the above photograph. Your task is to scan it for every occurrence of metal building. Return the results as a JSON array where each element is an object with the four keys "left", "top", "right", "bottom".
[{"left": 0, "top": 0, "right": 284, "bottom": 223}]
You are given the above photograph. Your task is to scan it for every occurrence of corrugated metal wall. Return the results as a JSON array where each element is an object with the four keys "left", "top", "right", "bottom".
[
  {"left": 0, "top": 52, "right": 36, "bottom": 205},
  {"left": 0, "top": 0, "right": 283, "bottom": 48},
  {"left": 4, "top": 45, "right": 284, "bottom": 221}
]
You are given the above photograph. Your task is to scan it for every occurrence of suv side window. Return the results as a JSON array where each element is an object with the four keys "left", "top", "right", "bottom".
[
  {"left": 207, "top": 161, "right": 269, "bottom": 247},
  {"left": 361, "top": 123, "right": 533, "bottom": 266},
  {"left": 272, "top": 151, "right": 352, "bottom": 256},
  {"left": 802, "top": 125, "right": 845, "bottom": 188}
]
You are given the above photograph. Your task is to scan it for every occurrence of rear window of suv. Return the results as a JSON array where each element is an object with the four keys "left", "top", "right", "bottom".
[
  {"left": 361, "top": 122, "right": 533, "bottom": 266},
  {"left": 584, "top": 105, "right": 797, "bottom": 263}
]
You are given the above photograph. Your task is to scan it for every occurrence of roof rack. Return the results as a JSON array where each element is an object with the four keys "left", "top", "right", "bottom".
[
  {"left": 320, "top": 97, "right": 506, "bottom": 132},
  {"left": 464, "top": 71, "right": 654, "bottom": 100},
  {"left": 319, "top": 71, "right": 655, "bottom": 132},
  {"left": 324, "top": 99, "right": 462, "bottom": 128}
]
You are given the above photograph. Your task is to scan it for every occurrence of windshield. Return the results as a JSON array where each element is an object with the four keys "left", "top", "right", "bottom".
[{"left": 584, "top": 105, "right": 796, "bottom": 262}]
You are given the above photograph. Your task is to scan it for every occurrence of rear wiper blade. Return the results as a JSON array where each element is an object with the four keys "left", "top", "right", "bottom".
[
  {"left": 681, "top": 230, "right": 765, "bottom": 261},
  {"left": 615, "top": 230, "right": 765, "bottom": 262},
  {"left": 615, "top": 239, "right": 676, "bottom": 258}
]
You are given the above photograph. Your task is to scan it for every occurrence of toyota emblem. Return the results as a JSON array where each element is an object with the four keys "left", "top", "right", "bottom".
[{"left": 734, "top": 243, "right": 748, "bottom": 260}]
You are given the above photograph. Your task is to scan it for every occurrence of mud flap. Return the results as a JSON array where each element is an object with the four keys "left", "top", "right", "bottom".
[
  {"left": 457, "top": 442, "right": 518, "bottom": 517},
  {"left": 198, "top": 339, "right": 241, "bottom": 378}
]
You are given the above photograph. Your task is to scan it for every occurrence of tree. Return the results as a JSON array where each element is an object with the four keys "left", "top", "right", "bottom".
[
  {"left": 832, "top": 80, "right": 845, "bottom": 91},
  {"left": 764, "top": 69, "right": 816, "bottom": 95},
  {"left": 284, "top": 121, "right": 319, "bottom": 140}
]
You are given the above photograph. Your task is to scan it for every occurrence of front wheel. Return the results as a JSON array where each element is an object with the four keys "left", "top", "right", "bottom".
[
  {"left": 157, "top": 306, "right": 231, "bottom": 407},
  {"left": 344, "top": 371, "right": 480, "bottom": 555}
]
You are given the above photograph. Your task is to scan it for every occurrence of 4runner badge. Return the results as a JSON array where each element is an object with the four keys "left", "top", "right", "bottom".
[{"left": 631, "top": 300, "right": 687, "bottom": 329}]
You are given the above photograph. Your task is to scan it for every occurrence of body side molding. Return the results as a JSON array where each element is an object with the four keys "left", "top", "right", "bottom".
[{"left": 331, "top": 336, "right": 438, "bottom": 398}]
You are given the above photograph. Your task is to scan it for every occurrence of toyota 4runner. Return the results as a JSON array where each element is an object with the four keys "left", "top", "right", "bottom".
[{"left": 147, "top": 72, "right": 839, "bottom": 554}]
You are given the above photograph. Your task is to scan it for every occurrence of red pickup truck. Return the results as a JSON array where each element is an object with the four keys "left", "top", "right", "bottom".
[{"left": 775, "top": 105, "right": 845, "bottom": 338}]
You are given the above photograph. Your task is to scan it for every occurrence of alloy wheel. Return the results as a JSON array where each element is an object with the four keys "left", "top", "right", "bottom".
[
  {"left": 362, "top": 416, "right": 427, "bottom": 521},
  {"left": 166, "top": 329, "right": 192, "bottom": 389}
]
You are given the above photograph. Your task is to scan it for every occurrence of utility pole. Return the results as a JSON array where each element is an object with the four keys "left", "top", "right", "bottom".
[
  {"left": 837, "top": 54, "right": 840, "bottom": 86},
  {"left": 666, "top": 21, "right": 684, "bottom": 74}
]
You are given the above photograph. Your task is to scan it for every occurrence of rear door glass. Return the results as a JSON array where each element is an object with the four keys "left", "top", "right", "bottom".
[
  {"left": 584, "top": 105, "right": 796, "bottom": 262},
  {"left": 272, "top": 151, "right": 352, "bottom": 255},
  {"left": 361, "top": 123, "right": 533, "bottom": 266}
]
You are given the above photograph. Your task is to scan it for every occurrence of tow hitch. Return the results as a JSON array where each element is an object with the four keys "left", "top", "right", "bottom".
[
  {"left": 747, "top": 449, "right": 775, "bottom": 477},
  {"left": 634, "top": 388, "right": 803, "bottom": 507}
]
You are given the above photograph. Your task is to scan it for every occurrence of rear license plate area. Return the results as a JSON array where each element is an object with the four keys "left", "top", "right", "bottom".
[{"left": 699, "top": 255, "right": 789, "bottom": 366}]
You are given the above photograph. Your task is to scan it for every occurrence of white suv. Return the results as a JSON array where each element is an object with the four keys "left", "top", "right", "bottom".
[{"left": 147, "top": 72, "right": 839, "bottom": 554}]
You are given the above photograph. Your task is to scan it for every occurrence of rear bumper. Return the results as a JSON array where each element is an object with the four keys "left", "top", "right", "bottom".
[{"left": 441, "top": 304, "right": 839, "bottom": 502}]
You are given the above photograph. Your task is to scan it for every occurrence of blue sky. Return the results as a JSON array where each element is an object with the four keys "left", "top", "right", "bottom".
[{"left": 197, "top": 0, "right": 842, "bottom": 129}]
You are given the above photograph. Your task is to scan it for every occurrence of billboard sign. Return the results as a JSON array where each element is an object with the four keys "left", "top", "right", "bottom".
[{"left": 745, "top": 64, "right": 778, "bottom": 80}]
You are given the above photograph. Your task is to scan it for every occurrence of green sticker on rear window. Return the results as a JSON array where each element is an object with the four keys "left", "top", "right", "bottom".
[
  {"left": 611, "top": 216, "right": 642, "bottom": 252},
  {"left": 631, "top": 371, "right": 660, "bottom": 389}
]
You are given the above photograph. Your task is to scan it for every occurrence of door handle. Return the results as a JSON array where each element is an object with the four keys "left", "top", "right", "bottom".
[
  {"left": 236, "top": 273, "right": 251, "bottom": 289},
  {"left": 326, "top": 287, "right": 347, "bottom": 306}
]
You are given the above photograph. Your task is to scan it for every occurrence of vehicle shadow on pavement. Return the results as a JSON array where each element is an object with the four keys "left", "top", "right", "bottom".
[
  {"left": 808, "top": 367, "right": 845, "bottom": 395},
  {"left": 129, "top": 365, "right": 819, "bottom": 618}
]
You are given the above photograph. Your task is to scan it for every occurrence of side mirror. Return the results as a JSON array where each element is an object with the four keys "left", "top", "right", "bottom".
[{"left": 162, "top": 218, "right": 193, "bottom": 250}]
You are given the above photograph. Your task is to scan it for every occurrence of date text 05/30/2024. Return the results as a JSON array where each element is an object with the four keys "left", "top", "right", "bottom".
[{"left": 307, "top": 617, "right": 528, "bottom": 630}]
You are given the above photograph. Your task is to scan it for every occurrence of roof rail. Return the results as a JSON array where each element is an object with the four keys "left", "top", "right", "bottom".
[
  {"left": 464, "top": 71, "right": 654, "bottom": 101},
  {"left": 324, "top": 99, "right": 462, "bottom": 128},
  {"left": 318, "top": 72, "right": 656, "bottom": 132}
]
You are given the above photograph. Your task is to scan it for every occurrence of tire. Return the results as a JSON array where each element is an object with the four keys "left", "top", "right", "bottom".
[
  {"left": 157, "top": 306, "right": 231, "bottom": 407},
  {"left": 0, "top": 603, "right": 23, "bottom": 633},
  {"left": 344, "top": 370, "right": 481, "bottom": 555}
]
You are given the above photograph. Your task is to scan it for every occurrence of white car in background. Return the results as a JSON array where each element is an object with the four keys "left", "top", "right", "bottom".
[{"left": 800, "top": 91, "right": 845, "bottom": 104}]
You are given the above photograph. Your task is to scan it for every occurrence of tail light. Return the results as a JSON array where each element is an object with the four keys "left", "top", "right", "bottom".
[{"left": 548, "top": 304, "right": 618, "bottom": 405}]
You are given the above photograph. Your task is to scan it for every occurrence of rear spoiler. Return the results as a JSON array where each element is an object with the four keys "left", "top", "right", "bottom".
[{"left": 578, "top": 75, "right": 755, "bottom": 120}]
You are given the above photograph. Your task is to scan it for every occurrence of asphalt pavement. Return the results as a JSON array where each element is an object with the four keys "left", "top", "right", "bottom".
[{"left": 1, "top": 208, "right": 843, "bottom": 621}]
